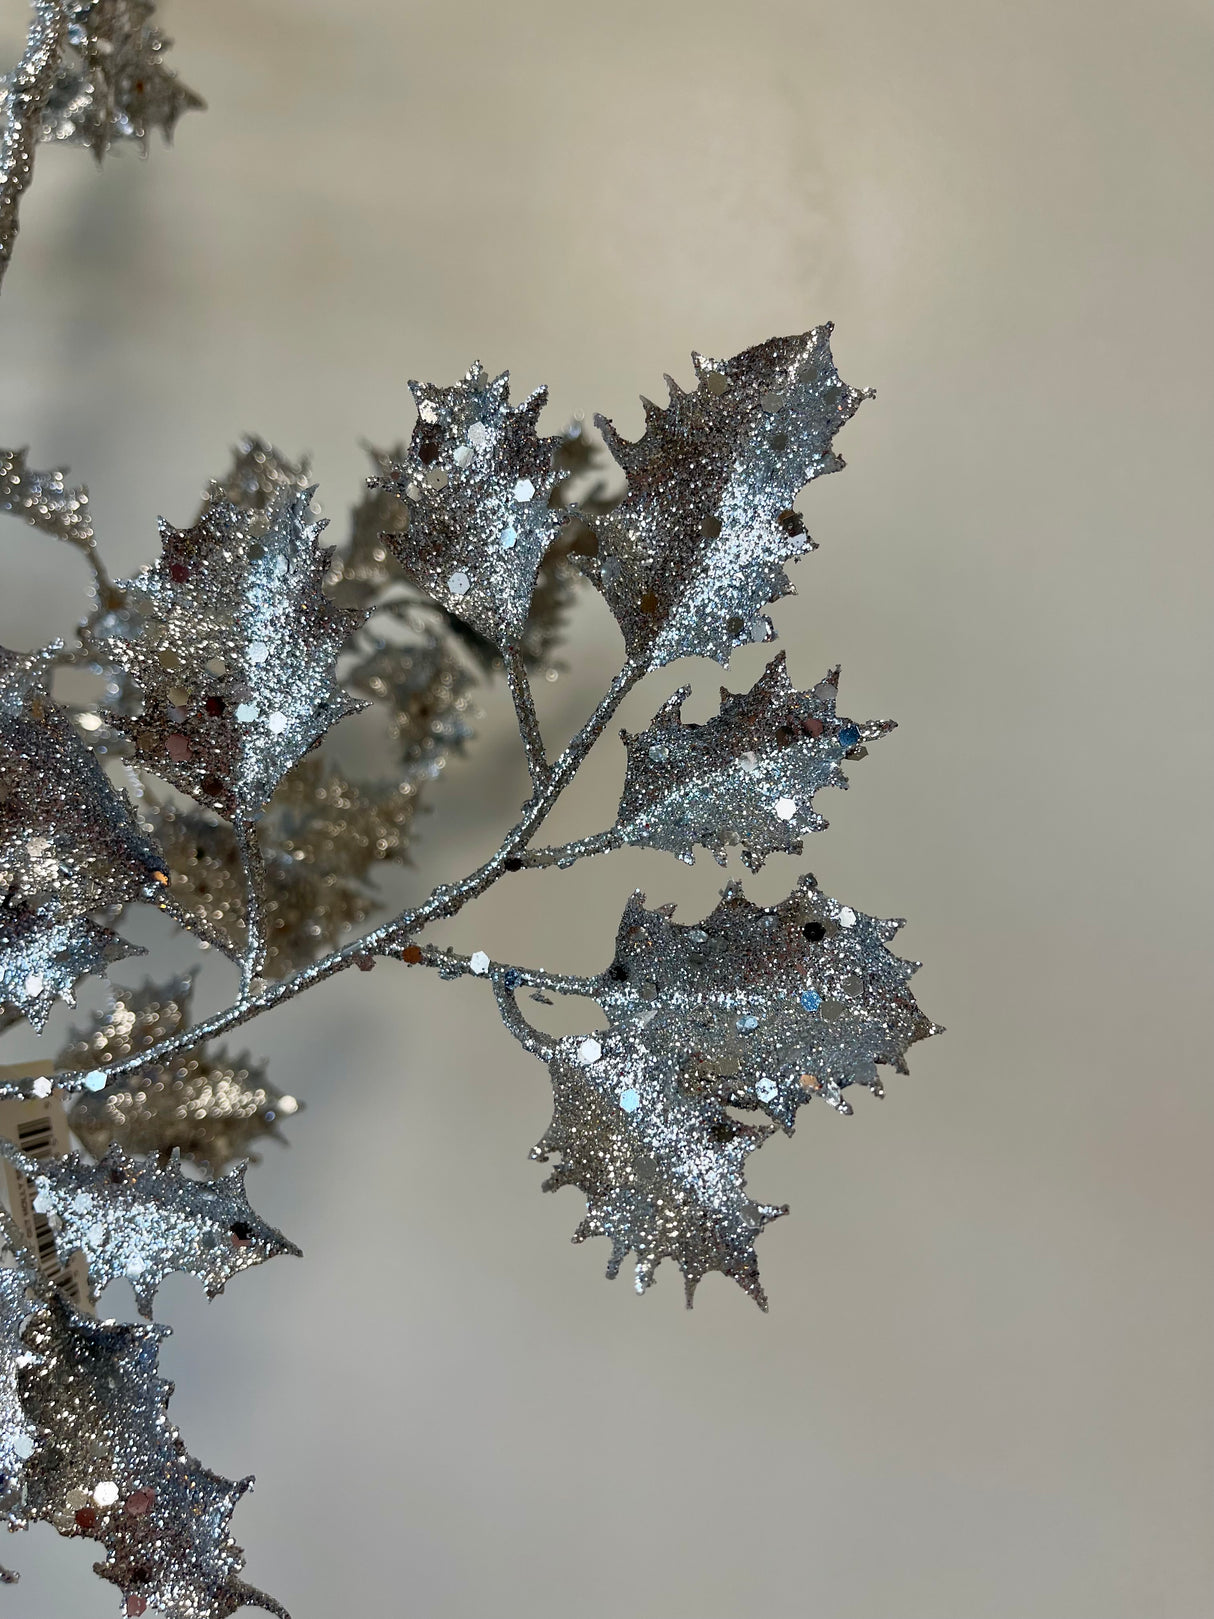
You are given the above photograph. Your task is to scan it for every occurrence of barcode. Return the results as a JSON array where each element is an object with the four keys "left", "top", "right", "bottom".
[
  {"left": 17, "top": 1115, "right": 53, "bottom": 1159},
  {"left": 1, "top": 1099, "right": 87, "bottom": 1307}
]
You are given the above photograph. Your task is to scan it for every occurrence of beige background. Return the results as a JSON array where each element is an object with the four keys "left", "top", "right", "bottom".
[{"left": 1, "top": 1, "right": 1212, "bottom": 1614}]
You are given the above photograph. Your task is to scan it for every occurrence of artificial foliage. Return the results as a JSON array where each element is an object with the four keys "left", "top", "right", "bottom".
[{"left": 0, "top": 5, "right": 937, "bottom": 1612}]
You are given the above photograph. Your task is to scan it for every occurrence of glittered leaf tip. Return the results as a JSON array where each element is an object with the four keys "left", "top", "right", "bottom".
[
  {"left": 533, "top": 1024, "right": 785, "bottom": 1307},
  {"left": 5, "top": 1141, "right": 300, "bottom": 1318},
  {"left": 381, "top": 363, "right": 568, "bottom": 651},
  {"left": 578, "top": 327, "right": 867, "bottom": 669},
  {"left": 18, "top": 1292, "right": 287, "bottom": 1618},
  {"left": 106, "top": 494, "right": 367, "bottom": 825}
]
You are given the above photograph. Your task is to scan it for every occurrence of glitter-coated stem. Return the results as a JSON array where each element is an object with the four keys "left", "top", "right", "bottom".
[
  {"left": 28, "top": 659, "right": 644, "bottom": 1098},
  {"left": 521, "top": 827, "right": 623, "bottom": 869},
  {"left": 503, "top": 642, "right": 549, "bottom": 793},
  {"left": 413, "top": 944, "right": 601, "bottom": 999},
  {"left": 491, "top": 976, "right": 556, "bottom": 1059},
  {"left": 0, "top": 0, "right": 66, "bottom": 290},
  {"left": 234, "top": 818, "right": 268, "bottom": 991}
]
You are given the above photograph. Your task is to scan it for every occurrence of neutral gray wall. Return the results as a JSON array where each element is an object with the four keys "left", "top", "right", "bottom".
[{"left": 1, "top": 1, "right": 1211, "bottom": 1614}]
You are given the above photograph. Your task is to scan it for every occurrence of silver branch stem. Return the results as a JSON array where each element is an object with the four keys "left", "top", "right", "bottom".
[
  {"left": 502, "top": 641, "right": 550, "bottom": 793},
  {"left": 520, "top": 827, "right": 623, "bottom": 868},
  {"left": 24, "top": 658, "right": 644, "bottom": 1098},
  {"left": 0, "top": 0, "right": 66, "bottom": 290}
]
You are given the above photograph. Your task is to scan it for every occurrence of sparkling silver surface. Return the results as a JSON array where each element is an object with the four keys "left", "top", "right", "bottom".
[
  {"left": 0, "top": 1265, "right": 37, "bottom": 1529},
  {"left": 0, "top": 0, "right": 67, "bottom": 287},
  {"left": 532, "top": 1023, "right": 785, "bottom": 1308},
  {"left": 0, "top": 911, "right": 139, "bottom": 1031},
  {"left": 0, "top": 446, "right": 95, "bottom": 562},
  {"left": 596, "top": 880, "right": 936, "bottom": 1127},
  {"left": 382, "top": 364, "right": 566, "bottom": 651},
  {"left": 147, "top": 760, "right": 416, "bottom": 978},
  {"left": 9, "top": 1143, "right": 299, "bottom": 1319},
  {"left": 18, "top": 1294, "right": 286, "bottom": 1618},
  {"left": 62, "top": 979, "right": 296, "bottom": 1172},
  {"left": 578, "top": 328, "right": 866, "bottom": 670},
  {"left": 0, "top": 647, "right": 167, "bottom": 1030},
  {"left": 24, "top": 0, "right": 203, "bottom": 158},
  {"left": 105, "top": 495, "right": 366, "bottom": 824},
  {"left": 616, "top": 651, "right": 891, "bottom": 869}
]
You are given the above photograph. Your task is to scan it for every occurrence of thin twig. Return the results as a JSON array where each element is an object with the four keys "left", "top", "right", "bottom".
[
  {"left": 21, "top": 659, "right": 645, "bottom": 1098},
  {"left": 502, "top": 642, "right": 549, "bottom": 794},
  {"left": 234, "top": 817, "right": 268, "bottom": 993},
  {"left": 0, "top": 0, "right": 67, "bottom": 290},
  {"left": 411, "top": 945, "right": 602, "bottom": 1000},
  {"left": 521, "top": 828, "right": 623, "bottom": 869},
  {"left": 491, "top": 976, "right": 556, "bottom": 1060}
]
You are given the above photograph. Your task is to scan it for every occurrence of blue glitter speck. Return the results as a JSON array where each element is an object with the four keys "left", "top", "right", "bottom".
[
  {"left": 503, "top": 967, "right": 522, "bottom": 990},
  {"left": 800, "top": 988, "right": 821, "bottom": 1012},
  {"left": 736, "top": 1014, "right": 759, "bottom": 1032},
  {"left": 838, "top": 725, "right": 860, "bottom": 750}
]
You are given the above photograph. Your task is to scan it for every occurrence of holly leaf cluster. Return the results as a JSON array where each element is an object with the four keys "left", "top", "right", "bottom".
[{"left": 1, "top": 324, "right": 936, "bottom": 1612}]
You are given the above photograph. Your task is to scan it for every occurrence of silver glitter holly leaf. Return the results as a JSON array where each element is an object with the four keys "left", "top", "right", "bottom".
[
  {"left": 269, "top": 756, "right": 417, "bottom": 879},
  {"left": 0, "top": 1263, "right": 38, "bottom": 1530},
  {"left": 345, "top": 632, "right": 476, "bottom": 776},
  {"left": 61, "top": 978, "right": 298, "bottom": 1172},
  {"left": 201, "top": 437, "right": 312, "bottom": 527},
  {"left": 381, "top": 364, "right": 567, "bottom": 652},
  {"left": 596, "top": 879, "right": 936, "bottom": 1129},
  {"left": 0, "top": 905, "right": 141, "bottom": 1031},
  {"left": 147, "top": 762, "right": 415, "bottom": 975},
  {"left": 578, "top": 327, "right": 867, "bottom": 669},
  {"left": 25, "top": 0, "right": 204, "bottom": 158},
  {"left": 532, "top": 1023, "right": 785, "bottom": 1306},
  {"left": 107, "top": 495, "right": 367, "bottom": 826},
  {"left": 0, "top": 447, "right": 104, "bottom": 582},
  {"left": 0, "top": 647, "right": 168, "bottom": 1028},
  {"left": 2, "top": 1141, "right": 299, "bottom": 1318},
  {"left": 18, "top": 1293, "right": 287, "bottom": 1618},
  {"left": 614, "top": 652, "right": 892, "bottom": 870}
]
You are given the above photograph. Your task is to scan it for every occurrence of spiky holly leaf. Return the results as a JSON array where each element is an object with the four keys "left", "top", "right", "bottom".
[
  {"left": 533, "top": 1024, "right": 784, "bottom": 1306},
  {"left": 579, "top": 327, "right": 867, "bottom": 669},
  {"left": 62, "top": 978, "right": 298, "bottom": 1172},
  {"left": 6, "top": 1142, "right": 299, "bottom": 1318},
  {"left": 0, "top": 447, "right": 96, "bottom": 567},
  {"left": 381, "top": 364, "right": 567, "bottom": 650},
  {"left": 0, "top": 907, "right": 141, "bottom": 1031},
  {"left": 0, "top": 647, "right": 167, "bottom": 1028},
  {"left": 596, "top": 880, "right": 936, "bottom": 1129},
  {"left": 107, "top": 494, "right": 366, "bottom": 824},
  {"left": 148, "top": 761, "right": 415, "bottom": 978},
  {"left": 25, "top": 0, "right": 204, "bottom": 157},
  {"left": 345, "top": 633, "right": 476, "bottom": 776},
  {"left": 202, "top": 437, "right": 312, "bottom": 525},
  {"left": 615, "top": 652, "right": 891, "bottom": 870},
  {"left": 19, "top": 1294, "right": 286, "bottom": 1619},
  {"left": 0, "top": 1265, "right": 38, "bottom": 1528}
]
